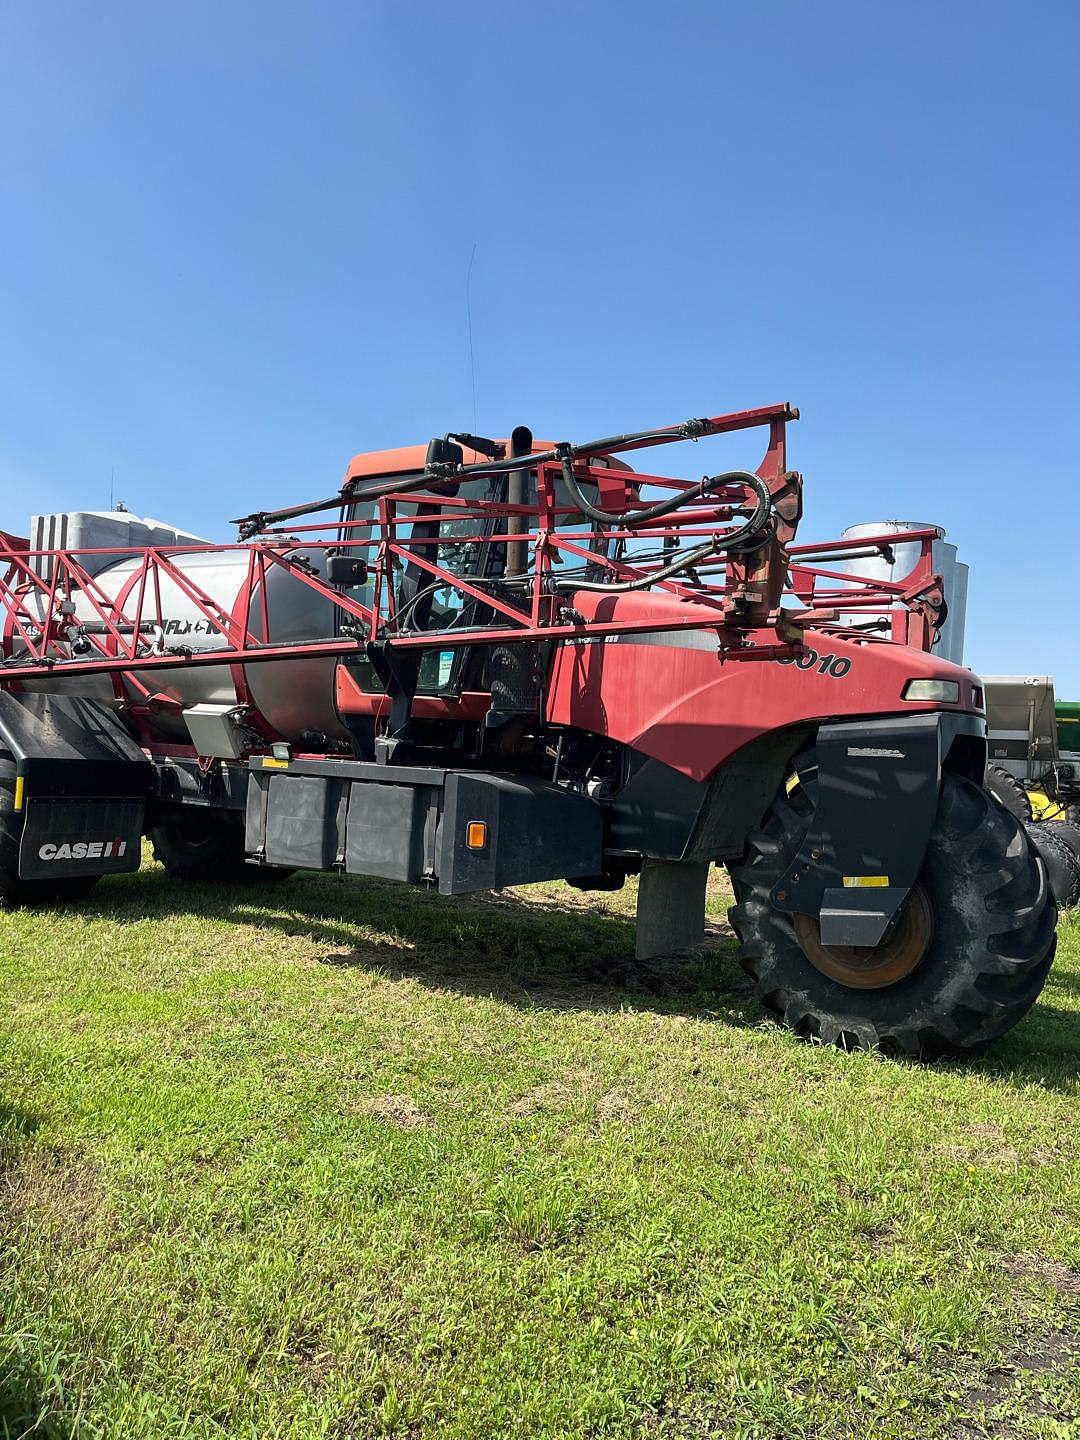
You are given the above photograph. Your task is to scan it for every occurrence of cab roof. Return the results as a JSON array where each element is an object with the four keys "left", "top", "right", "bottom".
[{"left": 342, "top": 440, "right": 632, "bottom": 487}]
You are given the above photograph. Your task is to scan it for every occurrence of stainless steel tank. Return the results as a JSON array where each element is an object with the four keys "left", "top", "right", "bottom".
[
  {"left": 8, "top": 514, "right": 348, "bottom": 744},
  {"left": 837, "top": 520, "right": 968, "bottom": 665}
]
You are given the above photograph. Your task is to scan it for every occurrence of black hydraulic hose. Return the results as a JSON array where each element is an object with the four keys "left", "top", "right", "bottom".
[
  {"left": 334, "top": 429, "right": 695, "bottom": 512},
  {"left": 552, "top": 535, "right": 728, "bottom": 595},
  {"left": 391, "top": 575, "right": 507, "bottom": 632},
  {"left": 392, "top": 580, "right": 447, "bottom": 631},
  {"left": 233, "top": 417, "right": 775, "bottom": 543},
  {"left": 558, "top": 456, "right": 772, "bottom": 538},
  {"left": 355, "top": 465, "right": 772, "bottom": 629},
  {"left": 386, "top": 537, "right": 725, "bottom": 633},
  {"left": 233, "top": 489, "right": 373, "bottom": 538},
  {"left": 336, "top": 432, "right": 683, "bottom": 504},
  {"left": 414, "top": 419, "right": 716, "bottom": 485}
]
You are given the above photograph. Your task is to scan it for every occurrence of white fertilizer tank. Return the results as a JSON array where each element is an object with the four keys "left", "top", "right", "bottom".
[{"left": 837, "top": 520, "right": 968, "bottom": 666}]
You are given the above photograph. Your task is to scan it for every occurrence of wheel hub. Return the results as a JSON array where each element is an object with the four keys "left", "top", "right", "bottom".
[{"left": 792, "top": 883, "right": 934, "bottom": 990}]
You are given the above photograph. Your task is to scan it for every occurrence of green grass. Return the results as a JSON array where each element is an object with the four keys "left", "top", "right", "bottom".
[{"left": 1, "top": 853, "right": 1078, "bottom": 1439}]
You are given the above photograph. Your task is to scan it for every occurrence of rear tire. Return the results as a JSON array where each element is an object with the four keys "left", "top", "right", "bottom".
[
  {"left": 149, "top": 811, "right": 292, "bottom": 883},
  {"left": 0, "top": 745, "right": 101, "bottom": 909},
  {"left": 985, "top": 765, "right": 1033, "bottom": 823},
  {"left": 729, "top": 769, "right": 1057, "bottom": 1059}
]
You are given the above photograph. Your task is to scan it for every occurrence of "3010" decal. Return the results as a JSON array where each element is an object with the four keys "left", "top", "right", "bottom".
[{"left": 776, "top": 648, "right": 852, "bottom": 679}]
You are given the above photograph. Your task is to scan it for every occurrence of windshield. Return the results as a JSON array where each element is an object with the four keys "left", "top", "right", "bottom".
[{"left": 338, "top": 468, "right": 605, "bottom": 697}]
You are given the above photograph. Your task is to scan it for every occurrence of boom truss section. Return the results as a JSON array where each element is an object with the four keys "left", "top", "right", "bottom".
[{"left": 0, "top": 403, "right": 947, "bottom": 689}]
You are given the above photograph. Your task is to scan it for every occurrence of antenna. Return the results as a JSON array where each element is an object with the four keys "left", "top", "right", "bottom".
[
  {"left": 110, "top": 466, "right": 115, "bottom": 511},
  {"left": 465, "top": 242, "right": 479, "bottom": 432}
]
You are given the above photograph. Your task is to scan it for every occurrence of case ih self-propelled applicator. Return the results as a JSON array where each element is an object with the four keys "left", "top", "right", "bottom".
[{"left": 0, "top": 403, "right": 1057, "bottom": 1056}]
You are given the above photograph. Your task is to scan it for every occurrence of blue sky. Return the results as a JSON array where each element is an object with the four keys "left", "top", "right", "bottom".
[{"left": 2, "top": 1, "right": 1077, "bottom": 692}]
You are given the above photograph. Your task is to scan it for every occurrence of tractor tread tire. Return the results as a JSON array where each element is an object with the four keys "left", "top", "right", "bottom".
[
  {"left": 1023, "top": 821, "right": 1080, "bottom": 910},
  {"left": 0, "top": 745, "right": 100, "bottom": 909},
  {"left": 728, "top": 771, "right": 1057, "bottom": 1059},
  {"left": 985, "top": 765, "right": 1033, "bottom": 823}
]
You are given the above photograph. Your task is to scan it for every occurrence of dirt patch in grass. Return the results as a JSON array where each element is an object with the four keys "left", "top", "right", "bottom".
[
  {"left": 592, "top": 1089, "right": 635, "bottom": 1129},
  {"left": 951, "top": 1257, "right": 1080, "bottom": 1436},
  {"left": 358, "top": 1094, "right": 431, "bottom": 1130},
  {"left": 948, "top": 1124, "right": 1077, "bottom": 1173},
  {"left": 1002, "top": 1252, "right": 1080, "bottom": 1295},
  {"left": 957, "top": 1327, "right": 1080, "bottom": 1435},
  {"left": 0, "top": 1149, "right": 105, "bottom": 1252},
  {"left": 507, "top": 1082, "right": 575, "bottom": 1116},
  {"left": 865, "top": 1218, "right": 904, "bottom": 1255},
  {"left": 941, "top": 1140, "right": 1023, "bottom": 1169},
  {"left": 1028, "top": 1134, "right": 1077, "bottom": 1166}
]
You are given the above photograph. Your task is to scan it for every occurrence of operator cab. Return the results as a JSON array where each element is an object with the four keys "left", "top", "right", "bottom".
[{"left": 335, "top": 437, "right": 632, "bottom": 703}]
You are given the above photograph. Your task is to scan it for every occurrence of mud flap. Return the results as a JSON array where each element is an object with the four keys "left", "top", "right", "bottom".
[
  {"left": 18, "top": 799, "right": 143, "bottom": 880},
  {"left": 0, "top": 692, "right": 151, "bottom": 880}
]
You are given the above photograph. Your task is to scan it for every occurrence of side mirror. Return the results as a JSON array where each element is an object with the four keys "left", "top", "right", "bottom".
[
  {"left": 326, "top": 555, "right": 370, "bottom": 588},
  {"left": 425, "top": 437, "right": 463, "bottom": 468}
]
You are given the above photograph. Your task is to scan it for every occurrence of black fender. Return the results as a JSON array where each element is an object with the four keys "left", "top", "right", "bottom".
[
  {"left": 771, "top": 712, "right": 986, "bottom": 947},
  {"left": 0, "top": 691, "right": 150, "bottom": 880}
]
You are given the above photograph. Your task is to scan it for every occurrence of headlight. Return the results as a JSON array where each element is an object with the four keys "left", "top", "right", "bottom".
[{"left": 903, "top": 678, "right": 960, "bottom": 703}]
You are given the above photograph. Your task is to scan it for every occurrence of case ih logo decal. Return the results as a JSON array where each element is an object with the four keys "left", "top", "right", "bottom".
[
  {"left": 38, "top": 839, "right": 129, "bottom": 861},
  {"left": 776, "top": 648, "right": 852, "bottom": 680}
]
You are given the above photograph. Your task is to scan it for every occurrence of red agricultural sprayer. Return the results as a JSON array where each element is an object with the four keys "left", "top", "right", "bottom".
[{"left": 0, "top": 402, "right": 1057, "bottom": 1056}]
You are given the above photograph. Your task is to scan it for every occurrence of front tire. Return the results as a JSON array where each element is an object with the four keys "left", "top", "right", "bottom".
[{"left": 729, "top": 769, "right": 1057, "bottom": 1059}]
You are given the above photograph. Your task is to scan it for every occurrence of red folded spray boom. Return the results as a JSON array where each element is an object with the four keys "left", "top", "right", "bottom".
[{"left": 1, "top": 403, "right": 946, "bottom": 692}]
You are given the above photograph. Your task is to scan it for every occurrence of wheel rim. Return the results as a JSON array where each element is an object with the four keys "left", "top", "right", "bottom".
[{"left": 792, "top": 883, "right": 934, "bottom": 990}]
